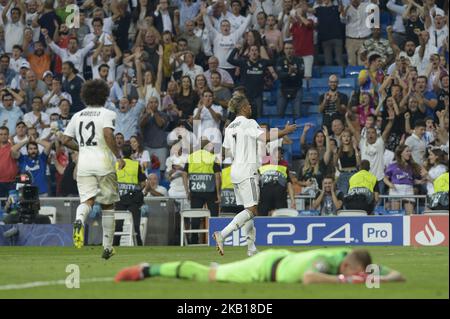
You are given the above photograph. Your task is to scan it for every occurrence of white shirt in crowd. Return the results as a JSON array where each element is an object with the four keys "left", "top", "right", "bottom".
[
  {"left": 223, "top": 115, "right": 265, "bottom": 184},
  {"left": 412, "top": 43, "right": 438, "bottom": 76},
  {"left": 165, "top": 154, "right": 188, "bottom": 195},
  {"left": 405, "top": 133, "right": 427, "bottom": 166},
  {"left": 14, "top": 135, "right": 44, "bottom": 156},
  {"left": 193, "top": 104, "right": 223, "bottom": 145},
  {"left": 359, "top": 136, "right": 385, "bottom": 181},
  {"left": 203, "top": 13, "right": 252, "bottom": 69},
  {"left": 23, "top": 112, "right": 50, "bottom": 135},
  {"left": 86, "top": 17, "right": 114, "bottom": 34},
  {"left": 64, "top": 107, "right": 117, "bottom": 176},
  {"left": 340, "top": 1, "right": 372, "bottom": 39},
  {"left": 48, "top": 41, "right": 96, "bottom": 73}
]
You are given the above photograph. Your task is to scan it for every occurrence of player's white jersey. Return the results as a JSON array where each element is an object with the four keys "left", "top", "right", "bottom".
[
  {"left": 64, "top": 107, "right": 117, "bottom": 177},
  {"left": 223, "top": 116, "right": 265, "bottom": 184}
]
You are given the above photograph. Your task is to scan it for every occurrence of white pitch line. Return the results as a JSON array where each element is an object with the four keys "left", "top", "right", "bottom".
[{"left": 0, "top": 277, "right": 113, "bottom": 291}]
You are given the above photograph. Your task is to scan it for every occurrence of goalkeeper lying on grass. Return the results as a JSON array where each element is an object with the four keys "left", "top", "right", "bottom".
[{"left": 115, "top": 248, "right": 405, "bottom": 284}]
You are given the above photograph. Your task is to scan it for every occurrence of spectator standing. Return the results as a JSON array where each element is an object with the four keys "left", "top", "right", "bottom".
[
  {"left": 288, "top": 2, "right": 315, "bottom": 80},
  {"left": 23, "top": 96, "right": 49, "bottom": 136},
  {"left": 386, "top": 0, "right": 408, "bottom": 48},
  {"left": 319, "top": 75, "right": 349, "bottom": 131},
  {"left": 140, "top": 96, "right": 169, "bottom": 172},
  {"left": 0, "top": 126, "right": 18, "bottom": 197},
  {"left": 405, "top": 119, "right": 427, "bottom": 165},
  {"left": 384, "top": 144, "right": 422, "bottom": 214},
  {"left": 106, "top": 98, "right": 146, "bottom": 141},
  {"left": 204, "top": 56, "right": 234, "bottom": 89},
  {"left": 340, "top": 0, "right": 372, "bottom": 66},
  {"left": 11, "top": 137, "right": 52, "bottom": 195},
  {"left": 276, "top": 41, "right": 304, "bottom": 118},
  {"left": 227, "top": 45, "right": 272, "bottom": 118},
  {"left": 315, "top": 0, "right": 344, "bottom": 66},
  {"left": 202, "top": 2, "right": 254, "bottom": 78},
  {"left": 2, "top": 0, "right": 26, "bottom": 54},
  {"left": 334, "top": 128, "right": 360, "bottom": 194},
  {"left": 422, "top": 148, "right": 448, "bottom": 195},
  {"left": 61, "top": 61, "right": 85, "bottom": 113},
  {"left": 193, "top": 90, "right": 223, "bottom": 150},
  {"left": 0, "top": 91, "right": 23, "bottom": 135},
  {"left": 359, "top": 27, "right": 394, "bottom": 67}
]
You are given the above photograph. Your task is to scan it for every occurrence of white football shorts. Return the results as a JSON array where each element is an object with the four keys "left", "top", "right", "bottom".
[
  {"left": 233, "top": 176, "right": 260, "bottom": 208},
  {"left": 77, "top": 172, "right": 120, "bottom": 204}
]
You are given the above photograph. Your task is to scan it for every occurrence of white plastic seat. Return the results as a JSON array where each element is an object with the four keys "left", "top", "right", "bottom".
[
  {"left": 114, "top": 211, "right": 137, "bottom": 246},
  {"left": 271, "top": 208, "right": 299, "bottom": 217},
  {"left": 140, "top": 217, "right": 148, "bottom": 245},
  {"left": 180, "top": 209, "right": 210, "bottom": 246},
  {"left": 39, "top": 206, "right": 57, "bottom": 224},
  {"left": 337, "top": 210, "right": 367, "bottom": 216}
]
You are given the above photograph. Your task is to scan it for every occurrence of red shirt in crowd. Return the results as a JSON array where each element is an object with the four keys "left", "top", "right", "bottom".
[
  {"left": 0, "top": 143, "right": 18, "bottom": 183},
  {"left": 291, "top": 20, "right": 315, "bottom": 57}
]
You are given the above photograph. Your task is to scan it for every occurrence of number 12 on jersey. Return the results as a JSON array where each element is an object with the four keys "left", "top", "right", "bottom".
[{"left": 79, "top": 121, "right": 97, "bottom": 146}]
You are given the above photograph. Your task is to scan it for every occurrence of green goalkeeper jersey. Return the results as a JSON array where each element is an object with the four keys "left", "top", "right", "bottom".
[{"left": 275, "top": 248, "right": 391, "bottom": 283}]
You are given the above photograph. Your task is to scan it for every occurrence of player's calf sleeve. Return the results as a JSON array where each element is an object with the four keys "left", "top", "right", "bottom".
[
  {"left": 102, "top": 210, "right": 115, "bottom": 250},
  {"left": 220, "top": 209, "right": 253, "bottom": 239},
  {"left": 156, "top": 261, "right": 209, "bottom": 282},
  {"left": 75, "top": 203, "right": 91, "bottom": 224}
]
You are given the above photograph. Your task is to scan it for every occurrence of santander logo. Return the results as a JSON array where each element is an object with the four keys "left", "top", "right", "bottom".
[{"left": 414, "top": 218, "right": 446, "bottom": 246}]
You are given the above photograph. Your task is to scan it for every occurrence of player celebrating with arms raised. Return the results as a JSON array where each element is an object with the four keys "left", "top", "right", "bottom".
[
  {"left": 62, "top": 79, "right": 125, "bottom": 260},
  {"left": 214, "top": 95, "right": 297, "bottom": 256}
]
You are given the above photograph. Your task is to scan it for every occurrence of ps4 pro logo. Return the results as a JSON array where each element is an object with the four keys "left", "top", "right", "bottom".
[{"left": 267, "top": 223, "right": 393, "bottom": 245}]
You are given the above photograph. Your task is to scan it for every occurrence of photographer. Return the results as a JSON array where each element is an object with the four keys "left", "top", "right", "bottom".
[
  {"left": 10, "top": 135, "right": 52, "bottom": 196},
  {"left": 2, "top": 172, "right": 50, "bottom": 224}
]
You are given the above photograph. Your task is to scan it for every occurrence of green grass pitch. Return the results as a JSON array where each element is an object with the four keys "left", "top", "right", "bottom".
[{"left": 0, "top": 246, "right": 448, "bottom": 299}]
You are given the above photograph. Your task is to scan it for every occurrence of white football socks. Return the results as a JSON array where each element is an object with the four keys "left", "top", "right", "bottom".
[
  {"left": 243, "top": 219, "right": 257, "bottom": 252},
  {"left": 102, "top": 210, "right": 115, "bottom": 250},
  {"left": 75, "top": 203, "right": 91, "bottom": 224},
  {"left": 220, "top": 209, "right": 253, "bottom": 239}
]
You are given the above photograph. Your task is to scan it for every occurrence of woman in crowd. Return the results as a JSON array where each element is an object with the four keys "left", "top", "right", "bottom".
[
  {"left": 300, "top": 124, "right": 326, "bottom": 160},
  {"left": 194, "top": 74, "right": 208, "bottom": 97},
  {"left": 335, "top": 129, "right": 360, "bottom": 194},
  {"left": 130, "top": 135, "right": 151, "bottom": 172},
  {"left": 384, "top": 144, "right": 423, "bottom": 215},
  {"left": 422, "top": 148, "right": 448, "bottom": 196},
  {"left": 297, "top": 126, "right": 332, "bottom": 196},
  {"left": 173, "top": 75, "right": 199, "bottom": 120}
]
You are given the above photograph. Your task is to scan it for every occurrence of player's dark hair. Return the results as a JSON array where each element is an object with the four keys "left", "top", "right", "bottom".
[
  {"left": 348, "top": 249, "right": 372, "bottom": 269},
  {"left": 81, "top": 79, "right": 110, "bottom": 107},
  {"left": 228, "top": 95, "right": 250, "bottom": 115},
  {"left": 122, "top": 143, "right": 133, "bottom": 158},
  {"left": 360, "top": 160, "right": 370, "bottom": 171}
]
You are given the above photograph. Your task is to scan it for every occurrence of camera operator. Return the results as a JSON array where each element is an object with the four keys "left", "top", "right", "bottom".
[
  {"left": 2, "top": 172, "right": 50, "bottom": 224},
  {"left": 10, "top": 135, "right": 52, "bottom": 196}
]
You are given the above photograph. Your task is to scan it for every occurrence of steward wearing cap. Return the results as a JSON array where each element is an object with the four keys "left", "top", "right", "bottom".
[
  {"left": 258, "top": 147, "right": 296, "bottom": 216},
  {"left": 428, "top": 172, "right": 449, "bottom": 210},
  {"left": 183, "top": 140, "right": 221, "bottom": 244},
  {"left": 220, "top": 158, "right": 244, "bottom": 214},
  {"left": 115, "top": 144, "right": 147, "bottom": 246},
  {"left": 344, "top": 160, "right": 379, "bottom": 214}
]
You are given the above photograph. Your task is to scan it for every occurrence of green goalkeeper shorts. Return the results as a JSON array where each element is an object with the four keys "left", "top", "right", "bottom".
[{"left": 215, "top": 249, "right": 292, "bottom": 283}]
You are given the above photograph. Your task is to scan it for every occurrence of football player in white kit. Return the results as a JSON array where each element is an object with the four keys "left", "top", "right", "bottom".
[
  {"left": 214, "top": 95, "right": 297, "bottom": 256},
  {"left": 62, "top": 79, "right": 125, "bottom": 260}
]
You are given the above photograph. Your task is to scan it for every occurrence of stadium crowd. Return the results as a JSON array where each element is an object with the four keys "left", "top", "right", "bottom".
[{"left": 0, "top": 0, "right": 448, "bottom": 216}]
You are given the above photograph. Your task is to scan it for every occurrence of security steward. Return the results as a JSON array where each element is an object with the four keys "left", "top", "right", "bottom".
[
  {"left": 183, "top": 139, "right": 221, "bottom": 244},
  {"left": 115, "top": 144, "right": 147, "bottom": 246},
  {"left": 344, "top": 160, "right": 379, "bottom": 215},
  {"left": 220, "top": 157, "right": 244, "bottom": 214},
  {"left": 258, "top": 147, "right": 296, "bottom": 216},
  {"left": 428, "top": 172, "right": 449, "bottom": 210}
]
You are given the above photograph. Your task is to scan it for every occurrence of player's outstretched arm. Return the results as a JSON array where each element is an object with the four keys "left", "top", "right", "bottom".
[
  {"left": 302, "top": 271, "right": 341, "bottom": 284},
  {"left": 380, "top": 270, "right": 406, "bottom": 283},
  {"left": 261, "top": 122, "right": 297, "bottom": 143}
]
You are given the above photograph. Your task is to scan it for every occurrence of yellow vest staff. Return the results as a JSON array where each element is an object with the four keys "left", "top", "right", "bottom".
[
  {"left": 348, "top": 170, "right": 377, "bottom": 193},
  {"left": 434, "top": 172, "right": 449, "bottom": 193}
]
